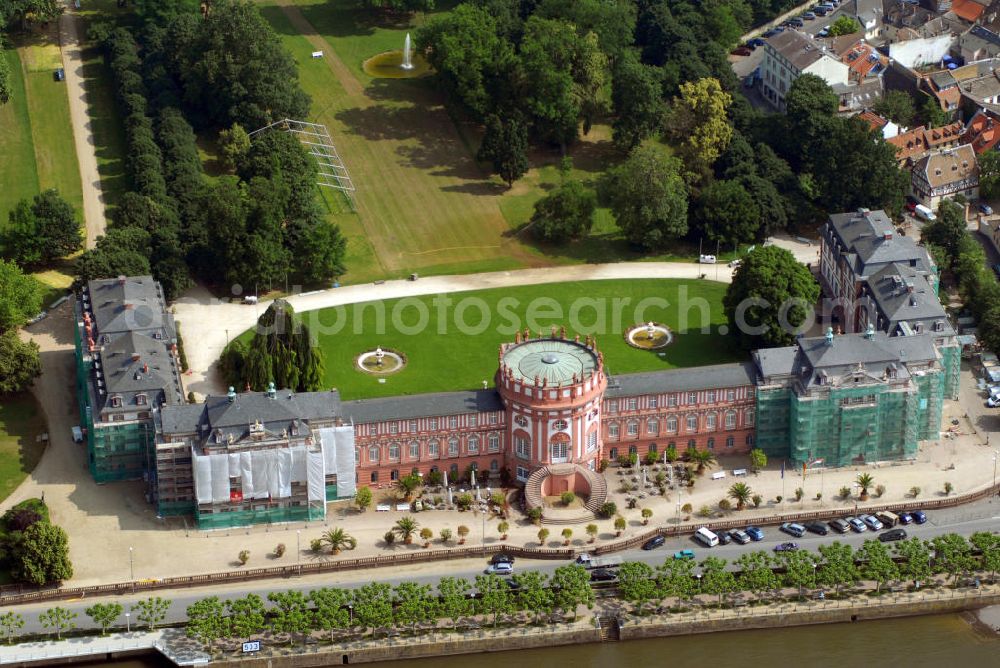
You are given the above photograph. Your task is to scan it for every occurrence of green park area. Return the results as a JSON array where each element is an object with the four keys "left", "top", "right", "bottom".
[
  {"left": 304, "top": 279, "right": 741, "bottom": 400},
  {"left": 0, "top": 394, "right": 46, "bottom": 503}
]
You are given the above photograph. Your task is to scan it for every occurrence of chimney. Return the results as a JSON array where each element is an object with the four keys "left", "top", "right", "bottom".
[
  {"left": 883, "top": 231, "right": 893, "bottom": 241},
  {"left": 117, "top": 275, "right": 126, "bottom": 285},
  {"left": 131, "top": 353, "right": 141, "bottom": 362},
  {"left": 143, "top": 363, "right": 149, "bottom": 373}
]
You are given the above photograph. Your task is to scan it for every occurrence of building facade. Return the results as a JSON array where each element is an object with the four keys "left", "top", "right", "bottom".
[
  {"left": 75, "top": 278, "right": 956, "bottom": 529},
  {"left": 911, "top": 144, "right": 980, "bottom": 208},
  {"left": 761, "top": 30, "right": 850, "bottom": 111}
]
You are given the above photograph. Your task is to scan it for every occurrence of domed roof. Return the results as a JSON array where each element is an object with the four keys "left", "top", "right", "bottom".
[{"left": 501, "top": 339, "right": 599, "bottom": 386}]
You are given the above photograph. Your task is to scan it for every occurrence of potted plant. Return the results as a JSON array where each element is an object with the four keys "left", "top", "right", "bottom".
[
  {"left": 641, "top": 508, "right": 653, "bottom": 525},
  {"left": 457, "top": 525, "right": 470, "bottom": 544},
  {"left": 497, "top": 521, "right": 509, "bottom": 540},
  {"left": 586, "top": 523, "right": 598, "bottom": 543},
  {"left": 614, "top": 515, "right": 626, "bottom": 536},
  {"left": 420, "top": 527, "right": 433, "bottom": 548},
  {"left": 561, "top": 528, "right": 573, "bottom": 545},
  {"left": 537, "top": 528, "right": 550, "bottom": 546}
]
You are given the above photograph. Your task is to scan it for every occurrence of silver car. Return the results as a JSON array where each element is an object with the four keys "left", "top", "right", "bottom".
[
  {"left": 847, "top": 516, "right": 867, "bottom": 533},
  {"left": 861, "top": 514, "right": 884, "bottom": 531}
]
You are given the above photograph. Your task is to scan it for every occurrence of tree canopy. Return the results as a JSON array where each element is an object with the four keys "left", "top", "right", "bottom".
[{"left": 603, "top": 143, "right": 688, "bottom": 250}]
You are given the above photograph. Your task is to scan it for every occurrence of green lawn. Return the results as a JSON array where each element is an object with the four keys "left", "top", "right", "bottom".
[
  {"left": 23, "top": 69, "right": 84, "bottom": 217},
  {"left": 0, "top": 394, "right": 47, "bottom": 503},
  {"left": 0, "top": 48, "right": 40, "bottom": 230},
  {"left": 299, "top": 279, "right": 743, "bottom": 400}
]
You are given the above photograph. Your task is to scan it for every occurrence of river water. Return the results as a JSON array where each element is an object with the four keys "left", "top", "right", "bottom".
[{"left": 96, "top": 613, "right": 1000, "bottom": 668}]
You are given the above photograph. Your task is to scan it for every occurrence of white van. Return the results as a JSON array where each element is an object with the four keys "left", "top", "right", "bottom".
[
  {"left": 914, "top": 204, "right": 936, "bottom": 221},
  {"left": 695, "top": 527, "right": 720, "bottom": 547}
]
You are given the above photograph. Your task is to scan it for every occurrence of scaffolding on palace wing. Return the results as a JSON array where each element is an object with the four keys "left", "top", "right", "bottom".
[{"left": 249, "top": 118, "right": 356, "bottom": 209}]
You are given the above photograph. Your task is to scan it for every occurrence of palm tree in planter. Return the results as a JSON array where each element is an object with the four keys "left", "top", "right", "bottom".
[
  {"left": 586, "top": 523, "right": 599, "bottom": 543},
  {"left": 537, "top": 528, "right": 550, "bottom": 546},
  {"left": 728, "top": 482, "right": 752, "bottom": 510},
  {"left": 322, "top": 527, "right": 358, "bottom": 555},
  {"left": 641, "top": 508, "right": 653, "bottom": 525},
  {"left": 856, "top": 473, "right": 875, "bottom": 501},
  {"left": 497, "top": 521, "right": 510, "bottom": 540},
  {"left": 691, "top": 449, "right": 717, "bottom": 474},
  {"left": 561, "top": 528, "right": 573, "bottom": 545},
  {"left": 614, "top": 515, "right": 626, "bottom": 536},
  {"left": 439, "top": 528, "right": 452, "bottom": 544},
  {"left": 395, "top": 474, "right": 422, "bottom": 501},
  {"left": 393, "top": 516, "right": 419, "bottom": 544},
  {"left": 419, "top": 527, "right": 433, "bottom": 548},
  {"left": 457, "top": 525, "right": 470, "bottom": 544}
]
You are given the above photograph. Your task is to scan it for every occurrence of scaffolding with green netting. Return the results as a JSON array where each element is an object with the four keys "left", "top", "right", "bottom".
[
  {"left": 755, "top": 386, "right": 792, "bottom": 459},
  {"left": 195, "top": 503, "right": 325, "bottom": 530}
]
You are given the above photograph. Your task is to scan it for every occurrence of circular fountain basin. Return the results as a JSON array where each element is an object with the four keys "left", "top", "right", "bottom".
[
  {"left": 362, "top": 51, "right": 432, "bottom": 79},
  {"left": 356, "top": 348, "right": 407, "bottom": 375},
  {"left": 625, "top": 323, "right": 673, "bottom": 350}
]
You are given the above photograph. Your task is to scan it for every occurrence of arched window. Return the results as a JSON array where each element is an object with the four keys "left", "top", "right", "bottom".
[
  {"left": 725, "top": 411, "right": 737, "bottom": 429},
  {"left": 628, "top": 444, "right": 637, "bottom": 455},
  {"left": 368, "top": 447, "right": 379, "bottom": 463},
  {"left": 686, "top": 414, "right": 698, "bottom": 432},
  {"left": 467, "top": 435, "right": 479, "bottom": 454},
  {"left": 745, "top": 409, "right": 755, "bottom": 427},
  {"left": 706, "top": 412, "right": 717, "bottom": 431},
  {"left": 687, "top": 439, "right": 696, "bottom": 450},
  {"left": 707, "top": 437, "right": 715, "bottom": 450},
  {"left": 608, "top": 422, "right": 620, "bottom": 440},
  {"left": 646, "top": 418, "right": 659, "bottom": 435},
  {"left": 627, "top": 420, "right": 639, "bottom": 436},
  {"left": 428, "top": 439, "right": 440, "bottom": 457},
  {"left": 514, "top": 433, "right": 531, "bottom": 459},
  {"left": 666, "top": 416, "right": 678, "bottom": 433},
  {"left": 448, "top": 438, "right": 459, "bottom": 456},
  {"left": 388, "top": 444, "right": 400, "bottom": 461},
  {"left": 551, "top": 441, "right": 569, "bottom": 462},
  {"left": 430, "top": 465, "right": 439, "bottom": 473},
  {"left": 587, "top": 430, "right": 598, "bottom": 452},
  {"left": 648, "top": 443, "right": 657, "bottom": 455},
  {"left": 390, "top": 469, "right": 399, "bottom": 481},
  {"left": 408, "top": 441, "right": 420, "bottom": 459},
  {"left": 746, "top": 434, "right": 754, "bottom": 446},
  {"left": 370, "top": 471, "right": 378, "bottom": 483},
  {"left": 450, "top": 463, "right": 459, "bottom": 475}
]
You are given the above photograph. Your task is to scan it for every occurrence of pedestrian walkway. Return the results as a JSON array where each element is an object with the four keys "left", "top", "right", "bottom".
[{"left": 0, "top": 628, "right": 209, "bottom": 666}]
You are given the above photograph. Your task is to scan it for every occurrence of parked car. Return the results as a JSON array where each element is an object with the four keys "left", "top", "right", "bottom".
[
  {"left": 979, "top": 203, "right": 994, "bottom": 215},
  {"left": 814, "top": 6, "right": 830, "bottom": 15},
  {"left": 674, "top": 549, "right": 696, "bottom": 561},
  {"left": 802, "top": 11, "right": 816, "bottom": 19},
  {"left": 490, "top": 553, "right": 515, "bottom": 565},
  {"left": 716, "top": 530, "right": 733, "bottom": 546},
  {"left": 879, "top": 528, "right": 908, "bottom": 543},
  {"left": 485, "top": 562, "right": 513, "bottom": 575},
  {"left": 847, "top": 516, "right": 867, "bottom": 533},
  {"left": 745, "top": 526, "right": 764, "bottom": 541},
  {"left": 780, "top": 522, "right": 806, "bottom": 538},
  {"left": 642, "top": 535, "right": 666, "bottom": 550},
  {"left": 861, "top": 514, "right": 884, "bottom": 531},
  {"left": 898, "top": 512, "right": 914, "bottom": 525},
  {"left": 817, "top": 26, "right": 830, "bottom": 37},
  {"left": 54, "top": 67, "right": 64, "bottom": 82},
  {"left": 747, "top": 38, "right": 766, "bottom": 48},
  {"left": 590, "top": 568, "right": 618, "bottom": 582},
  {"left": 762, "top": 28, "right": 780, "bottom": 37},
  {"left": 829, "top": 518, "right": 851, "bottom": 534},
  {"left": 911, "top": 510, "right": 927, "bottom": 524},
  {"left": 774, "top": 542, "right": 799, "bottom": 552},
  {"left": 787, "top": 17, "right": 804, "bottom": 26},
  {"left": 730, "top": 529, "right": 752, "bottom": 545},
  {"left": 699, "top": 254, "right": 717, "bottom": 264},
  {"left": 804, "top": 521, "right": 829, "bottom": 536}
]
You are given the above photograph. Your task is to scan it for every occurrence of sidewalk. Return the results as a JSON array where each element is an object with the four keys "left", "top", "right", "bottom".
[{"left": 0, "top": 628, "right": 208, "bottom": 666}]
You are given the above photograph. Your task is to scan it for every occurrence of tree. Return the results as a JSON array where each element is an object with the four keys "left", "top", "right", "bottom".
[
  {"left": 657, "top": 556, "right": 696, "bottom": 607},
  {"left": 980, "top": 150, "right": 1000, "bottom": 200},
  {"left": 497, "top": 521, "right": 510, "bottom": 540},
  {"left": 920, "top": 95, "right": 950, "bottom": 128},
  {"left": 856, "top": 473, "right": 874, "bottom": 500},
  {"left": 309, "top": 588, "right": 350, "bottom": 639},
  {"left": 475, "top": 574, "right": 514, "bottom": 627},
  {"left": 436, "top": 577, "right": 472, "bottom": 629},
  {"left": 827, "top": 14, "right": 860, "bottom": 37},
  {"left": 858, "top": 539, "right": 899, "bottom": 594},
  {"left": 749, "top": 449, "right": 767, "bottom": 473},
  {"left": 133, "top": 597, "right": 170, "bottom": 631},
  {"left": 598, "top": 501, "right": 617, "bottom": 518},
  {"left": 611, "top": 49, "right": 664, "bottom": 151},
  {"left": 74, "top": 227, "right": 152, "bottom": 286},
  {"left": 39, "top": 607, "right": 76, "bottom": 639},
  {"left": 617, "top": 561, "right": 657, "bottom": 613},
  {"left": 603, "top": 143, "right": 688, "bottom": 250},
  {"left": 550, "top": 563, "right": 594, "bottom": 618},
  {"left": 971, "top": 532, "right": 1000, "bottom": 582},
  {"left": 267, "top": 591, "right": 312, "bottom": 645},
  {"left": 395, "top": 473, "right": 422, "bottom": 500},
  {"left": 530, "top": 180, "right": 597, "bottom": 243},
  {"left": 218, "top": 123, "right": 251, "bottom": 171},
  {"left": 873, "top": 90, "right": 915, "bottom": 128},
  {"left": 0, "top": 259, "right": 41, "bottom": 332},
  {"left": 226, "top": 594, "right": 265, "bottom": 639},
  {"left": 723, "top": 245, "right": 820, "bottom": 348},
  {"left": 614, "top": 515, "right": 627, "bottom": 534},
  {"left": 695, "top": 178, "right": 762, "bottom": 244},
  {"left": 817, "top": 542, "right": 858, "bottom": 596},
  {"left": 321, "top": 527, "right": 357, "bottom": 554},
  {"left": 641, "top": 508, "right": 653, "bottom": 524},
  {"left": 0, "top": 611, "right": 23, "bottom": 645},
  {"left": 439, "top": 527, "right": 452, "bottom": 543},
  {"left": 667, "top": 77, "right": 733, "bottom": 181},
  {"left": 537, "top": 527, "right": 550, "bottom": 545},
  {"left": 0, "top": 51, "right": 10, "bottom": 106},
  {"left": 477, "top": 114, "right": 530, "bottom": 188},
  {"left": 0, "top": 331, "right": 41, "bottom": 394},
  {"left": 393, "top": 581, "right": 433, "bottom": 632},
  {"left": 352, "top": 582, "right": 393, "bottom": 637},
  {"left": 780, "top": 548, "right": 817, "bottom": 600},
  {"left": 700, "top": 556, "right": 737, "bottom": 606},
  {"left": 513, "top": 570, "right": 553, "bottom": 624},
  {"left": 185, "top": 597, "right": 228, "bottom": 650},
  {"left": 518, "top": 16, "right": 586, "bottom": 149},
  {"left": 561, "top": 527, "right": 573, "bottom": 544},
  {"left": 690, "top": 448, "right": 716, "bottom": 473},
  {"left": 85, "top": 602, "right": 123, "bottom": 636},
  {"left": 9, "top": 520, "right": 72, "bottom": 585},
  {"left": 457, "top": 525, "right": 470, "bottom": 544},
  {"left": 930, "top": 533, "right": 975, "bottom": 586},
  {"left": 728, "top": 482, "right": 752, "bottom": 510},
  {"left": 3, "top": 189, "right": 82, "bottom": 268},
  {"left": 354, "top": 486, "right": 373, "bottom": 512},
  {"left": 894, "top": 538, "right": 932, "bottom": 587},
  {"left": 393, "top": 516, "right": 419, "bottom": 544},
  {"left": 735, "top": 551, "right": 779, "bottom": 602}
]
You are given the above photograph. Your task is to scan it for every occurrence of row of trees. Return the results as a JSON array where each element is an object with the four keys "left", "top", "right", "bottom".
[
  {"left": 617, "top": 532, "right": 1000, "bottom": 613},
  {"left": 0, "top": 499, "right": 72, "bottom": 586},
  {"left": 0, "top": 261, "right": 42, "bottom": 393},
  {"left": 0, "top": 596, "right": 170, "bottom": 643},
  {"left": 218, "top": 301, "right": 325, "bottom": 392}
]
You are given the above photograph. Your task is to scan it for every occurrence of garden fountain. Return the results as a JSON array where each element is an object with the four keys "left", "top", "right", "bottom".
[
  {"left": 362, "top": 31, "right": 431, "bottom": 78},
  {"left": 401, "top": 33, "right": 413, "bottom": 70}
]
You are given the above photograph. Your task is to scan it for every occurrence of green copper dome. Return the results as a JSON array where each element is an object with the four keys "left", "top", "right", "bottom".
[{"left": 502, "top": 339, "right": 599, "bottom": 386}]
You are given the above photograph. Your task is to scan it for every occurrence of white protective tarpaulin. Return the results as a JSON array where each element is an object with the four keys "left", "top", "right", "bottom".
[
  {"left": 307, "top": 450, "right": 326, "bottom": 502},
  {"left": 276, "top": 449, "right": 292, "bottom": 498},
  {"left": 240, "top": 451, "right": 254, "bottom": 498},
  {"left": 334, "top": 426, "right": 356, "bottom": 497},
  {"left": 211, "top": 453, "right": 230, "bottom": 503},
  {"left": 192, "top": 443, "right": 324, "bottom": 505},
  {"left": 194, "top": 447, "right": 212, "bottom": 504},
  {"left": 251, "top": 450, "right": 271, "bottom": 499}
]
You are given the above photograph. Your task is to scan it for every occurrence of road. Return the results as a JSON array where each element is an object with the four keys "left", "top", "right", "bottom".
[
  {"left": 57, "top": 0, "right": 106, "bottom": 248},
  {"left": 7, "top": 503, "right": 998, "bottom": 634}
]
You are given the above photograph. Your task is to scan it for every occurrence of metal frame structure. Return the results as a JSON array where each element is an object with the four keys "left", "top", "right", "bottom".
[{"left": 249, "top": 119, "right": 356, "bottom": 197}]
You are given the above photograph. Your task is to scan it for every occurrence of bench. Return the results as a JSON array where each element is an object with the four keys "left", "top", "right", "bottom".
[
  {"left": 376, "top": 504, "right": 391, "bottom": 512},
  {"left": 732, "top": 468, "right": 748, "bottom": 477},
  {"left": 711, "top": 471, "right": 726, "bottom": 480},
  {"left": 396, "top": 503, "right": 410, "bottom": 511}
]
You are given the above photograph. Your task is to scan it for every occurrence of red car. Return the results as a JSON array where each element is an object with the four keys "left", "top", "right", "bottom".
[{"left": 905, "top": 199, "right": 917, "bottom": 212}]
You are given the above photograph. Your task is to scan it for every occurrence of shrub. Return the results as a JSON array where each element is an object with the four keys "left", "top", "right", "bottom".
[
  {"left": 561, "top": 528, "right": 573, "bottom": 544},
  {"left": 718, "top": 499, "right": 731, "bottom": 512},
  {"left": 815, "top": 492, "right": 823, "bottom": 501},
  {"left": 537, "top": 528, "right": 550, "bottom": 545},
  {"left": 641, "top": 508, "right": 653, "bottom": 524},
  {"left": 598, "top": 458, "right": 610, "bottom": 472},
  {"left": 383, "top": 531, "right": 396, "bottom": 545},
  {"left": 598, "top": 501, "right": 618, "bottom": 518},
  {"left": 456, "top": 493, "right": 474, "bottom": 511},
  {"left": 527, "top": 507, "right": 543, "bottom": 524},
  {"left": 614, "top": 516, "right": 627, "bottom": 533},
  {"left": 457, "top": 525, "right": 470, "bottom": 544},
  {"left": 439, "top": 528, "right": 452, "bottom": 543},
  {"left": 775, "top": 495, "right": 783, "bottom": 504},
  {"left": 910, "top": 486, "right": 921, "bottom": 498},
  {"left": 644, "top": 451, "right": 659, "bottom": 466},
  {"left": 310, "top": 538, "right": 323, "bottom": 553},
  {"left": 617, "top": 455, "right": 634, "bottom": 468},
  {"left": 419, "top": 528, "right": 433, "bottom": 545},
  {"left": 274, "top": 543, "right": 286, "bottom": 558},
  {"left": 681, "top": 503, "right": 693, "bottom": 514},
  {"left": 751, "top": 494, "right": 762, "bottom": 508},
  {"left": 560, "top": 491, "right": 576, "bottom": 506},
  {"left": 839, "top": 486, "right": 851, "bottom": 500},
  {"left": 875, "top": 484, "right": 886, "bottom": 498},
  {"left": 425, "top": 470, "right": 443, "bottom": 486},
  {"left": 238, "top": 550, "right": 250, "bottom": 565},
  {"left": 794, "top": 487, "right": 803, "bottom": 501},
  {"left": 698, "top": 505, "right": 714, "bottom": 517},
  {"left": 944, "top": 481, "right": 953, "bottom": 495}
]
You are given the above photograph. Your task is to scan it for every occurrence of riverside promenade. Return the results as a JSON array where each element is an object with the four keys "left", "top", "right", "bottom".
[{"left": 0, "top": 628, "right": 209, "bottom": 666}]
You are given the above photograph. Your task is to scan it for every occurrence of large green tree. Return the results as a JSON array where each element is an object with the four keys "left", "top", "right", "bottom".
[
  {"left": 74, "top": 228, "right": 152, "bottom": 286},
  {"left": 695, "top": 178, "right": 761, "bottom": 244},
  {"left": 611, "top": 49, "right": 665, "bottom": 151},
  {"left": 979, "top": 150, "right": 1000, "bottom": 200},
  {"left": 724, "top": 245, "right": 820, "bottom": 348},
  {"left": 518, "top": 16, "right": 585, "bottom": 149},
  {"left": 0, "top": 50, "right": 10, "bottom": 106},
  {"left": 3, "top": 189, "right": 82, "bottom": 268},
  {"left": 667, "top": 77, "right": 732, "bottom": 181},
  {"left": 0, "top": 331, "right": 41, "bottom": 394},
  {"left": 872, "top": 90, "right": 916, "bottom": 127},
  {"left": 603, "top": 143, "right": 688, "bottom": 250},
  {"left": 477, "top": 114, "right": 529, "bottom": 188},
  {"left": 530, "top": 179, "right": 597, "bottom": 243},
  {"left": 0, "top": 259, "right": 41, "bottom": 332},
  {"left": 9, "top": 521, "right": 72, "bottom": 585}
]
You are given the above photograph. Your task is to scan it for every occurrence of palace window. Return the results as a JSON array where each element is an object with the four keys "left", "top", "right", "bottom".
[
  {"left": 136, "top": 394, "right": 148, "bottom": 406},
  {"left": 515, "top": 415, "right": 528, "bottom": 427},
  {"left": 649, "top": 397, "right": 658, "bottom": 409},
  {"left": 368, "top": 447, "right": 379, "bottom": 463},
  {"left": 490, "top": 414, "right": 498, "bottom": 424},
  {"left": 607, "top": 400, "right": 618, "bottom": 414},
  {"left": 666, "top": 416, "right": 678, "bottom": 433},
  {"left": 706, "top": 413, "right": 717, "bottom": 431},
  {"left": 551, "top": 441, "right": 568, "bottom": 462},
  {"left": 388, "top": 444, "right": 400, "bottom": 461},
  {"left": 409, "top": 442, "right": 420, "bottom": 459},
  {"left": 745, "top": 409, "right": 755, "bottom": 427},
  {"left": 746, "top": 434, "right": 754, "bottom": 446},
  {"left": 687, "top": 439, "right": 696, "bottom": 450},
  {"left": 628, "top": 444, "right": 637, "bottom": 455},
  {"left": 648, "top": 443, "right": 657, "bottom": 454},
  {"left": 488, "top": 433, "right": 500, "bottom": 452},
  {"left": 726, "top": 436, "right": 735, "bottom": 449},
  {"left": 587, "top": 430, "right": 598, "bottom": 452},
  {"left": 646, "top": 418, "right": 659, "bottom": 435},
  {"left": 428, "top": 440, "right": 440, "bottom": 457},
  {"left": 686, "top": 415, "right": 698, "bottom": 432},
  {"left": 668, "top": 395, "right": 677, "bottom": 407},
  {"left": 370, "top": 471, "right": 378, "bottom": 483},
  {"left": 725, "top": 411, "right": 737, "bottom": 429},
  {"left": 429, "top": 418, "right": 438, "bottom": 430},
  {"left": 468, "top": 436, "right": 479, "bottom": 454},
  {"left": 515, "top": 436, "right": 530, "bottom": 459},
  {"left": 608, "top": 423, "right": 620, "bottom": 440},
  {"left": 627, "top": 420, "right": 639, "bottom": 436},
  {"left": 707, "top": 391, "right": 716, "bottom": 404},
  {"left": 727, "top": 390, "right": 736, "bottom": 402},
  {"left": 491, "top": 459, "right": 499, "bottom": 471},
  {"left": 448, "top": 416, "right": 458, "bottom": 429},
  {"left": 389, "top": 423, "right": 398, "bottom": 434},
  {"left": 609, "top": 447, "right": 618, "bottom": 460},
  {"left": 687, "top": 392, "right": 697, "bottom": 405},
  {"left": 390, "top": 469, "right": 399, "bottom": 481},
  {"left": 553, "top": 419, "right": 568, "bottom": 431},
  {"left": 469, "top": 415, "right": 478, "bottom": 427},
  {"left": 409, "top": 420, "right": 418, "bottom": 432},
  {"left": 707, "top": 438, "right": 715, "bottom": 450},
  {"left": 516, "top": 466, "right": 530, "bottom": 482},
  {"left": 448, "top": 438, "right": 459, "bottom": 456}
]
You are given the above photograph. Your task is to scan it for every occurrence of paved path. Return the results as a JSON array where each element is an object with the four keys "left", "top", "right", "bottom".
[
  {"left": 0, "top": 628, "right": 209, "bottom": 666},
  {"left": 174, "top": 236, "right": 821, "bottom": 396},
  {"left": 57, "top": 0, "right": 106, "bottom": 249}
]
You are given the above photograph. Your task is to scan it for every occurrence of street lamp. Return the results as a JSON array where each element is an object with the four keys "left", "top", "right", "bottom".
[
  {"left": 348, "top": 604, "right": 353, "bottom": 625},
  {"left": 993, "top": 452, "right": 999, "bottom": 493},
  {"left": 296, "top": 530, "right": 301, "bottom": 573},
  {"left": 125, "top": 611, "right": 130, "bottom": 633},
  {"left": 129, "top": 546, "right": 134, "bottom": 580}
]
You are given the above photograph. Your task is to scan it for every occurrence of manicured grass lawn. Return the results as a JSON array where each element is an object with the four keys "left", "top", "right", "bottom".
[
  {"left": 24, "top": 69, "right": 84, "bottom": 218},
  {"left": 32, "top": 267, "right": 73, "bottom": 308},
  {"left": 0, "top": 48, "right": 40, "bottom": 230},
  {"left": 305, "top": 279, "right": 743, "bottom": 400},
  {"left": 0, "top": 394, "right": 47, "bottom": 504}
]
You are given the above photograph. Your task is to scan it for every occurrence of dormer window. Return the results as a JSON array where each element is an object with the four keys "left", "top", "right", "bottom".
[
  {"left": 136, "top": 394, "right": 148, "bottom": 406},
  {"left": 111, "top": 395, "right": 123, "bottom": 408},
  {"left": 154, "top": 331, "right": 162, "bottom": 340}
]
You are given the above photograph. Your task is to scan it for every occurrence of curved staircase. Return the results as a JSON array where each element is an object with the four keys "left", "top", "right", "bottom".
[{"left": 524, "top": 463, "right": 608, "bottom": 525}]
